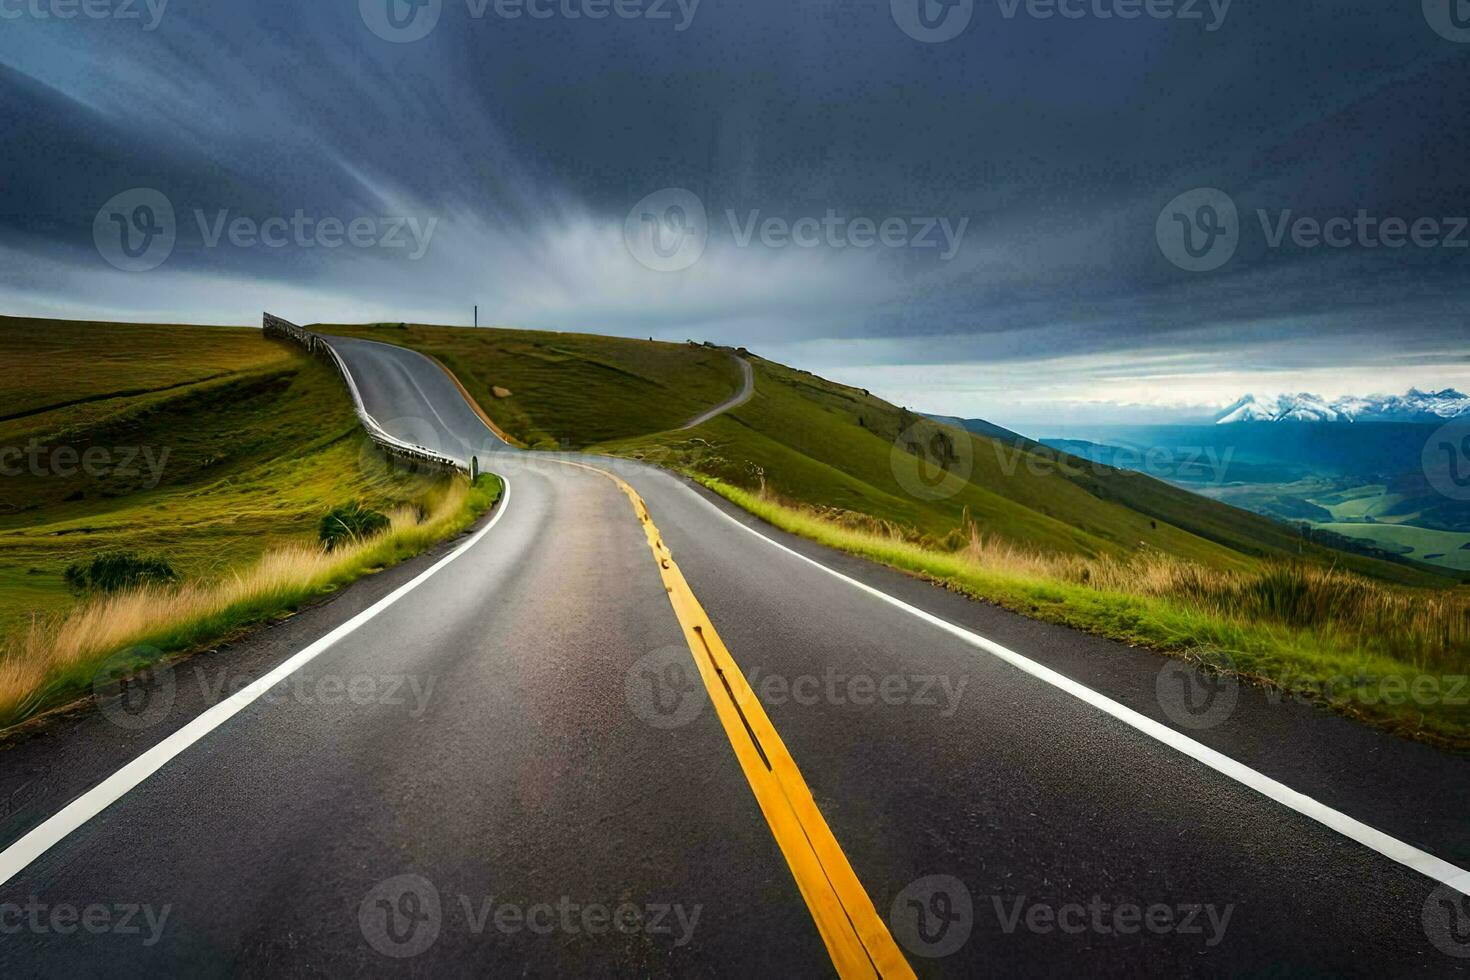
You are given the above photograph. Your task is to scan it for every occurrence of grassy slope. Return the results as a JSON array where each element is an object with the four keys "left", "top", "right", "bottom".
[
  {"left": 315, "top": 322, "right": 743, "bottom": 448},
  {"left": 601, "top": 357, "right": 1455, "bottom": 587},
  {"left": 0, "top": 318, "right": 484, "bottom": 637},
  {"left": 309, "top": 323, "right": 1454, "bottom": 587},
  {"left": 0, "top": 315, "right": 290, "bottom": 425}
]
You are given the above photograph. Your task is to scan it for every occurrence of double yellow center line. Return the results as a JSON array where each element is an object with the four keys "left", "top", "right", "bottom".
[{"left": 566, "top": 461, "right": 915, "bottom": 979}]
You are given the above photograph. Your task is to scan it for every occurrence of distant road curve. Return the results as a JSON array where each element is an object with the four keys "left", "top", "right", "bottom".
[{"left": 681, "top": 353, "right": 753, "bottom": 429}]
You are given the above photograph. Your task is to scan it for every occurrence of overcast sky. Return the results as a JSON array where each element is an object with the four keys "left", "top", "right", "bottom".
[{"left": 2, "top": 0, "right": 1467, "bottom": 428}]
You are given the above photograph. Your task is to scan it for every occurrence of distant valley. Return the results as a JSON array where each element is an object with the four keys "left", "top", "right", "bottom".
[{"left": 938, "top": 408, "right": 1470, "bottom": 575}]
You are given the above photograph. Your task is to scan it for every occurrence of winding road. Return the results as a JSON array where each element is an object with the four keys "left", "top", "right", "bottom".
[
  {"left": 680, "top": 352, "right": 754, "bottom": 430},
  {"left": 1, "top": 333, "right": 1468, "bottom": 976}
]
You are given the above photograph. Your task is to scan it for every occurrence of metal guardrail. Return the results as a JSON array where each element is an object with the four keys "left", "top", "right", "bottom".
[{"left": 263, "top": 313, "right": 467, "bottom": 475}]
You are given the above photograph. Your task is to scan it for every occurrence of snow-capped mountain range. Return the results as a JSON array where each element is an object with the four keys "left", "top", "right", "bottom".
[{"left": 1214, "top": 388, "right": 1470, "bottom": 424}]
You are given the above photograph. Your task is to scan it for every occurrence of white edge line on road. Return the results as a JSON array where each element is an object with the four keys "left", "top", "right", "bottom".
[
  {"left": 0, "top": 477, "right": 512, "bottom": 889},
  {"left": 692, "top": 487, "right": 1470, "bottom": 897}
]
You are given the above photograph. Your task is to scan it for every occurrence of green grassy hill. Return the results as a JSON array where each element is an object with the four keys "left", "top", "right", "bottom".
[
  {"left": 316, "top": 321, "right": 744, "bottom": 448},
  {"left": 317, "top": 323, "right": 1453, "bottom": 589},
  {"left": 0, "top": 316, "right": 456, "bottom": 635}
]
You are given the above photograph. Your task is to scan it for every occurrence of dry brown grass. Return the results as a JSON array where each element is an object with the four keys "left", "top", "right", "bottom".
[{"left": 947, "top": 522, "right": 1469, "bottom": 671}]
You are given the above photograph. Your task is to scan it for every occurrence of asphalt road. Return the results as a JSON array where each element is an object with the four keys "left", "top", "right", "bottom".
[{"left": 2, "top": 334, "right": 1468, "bottom": 976}]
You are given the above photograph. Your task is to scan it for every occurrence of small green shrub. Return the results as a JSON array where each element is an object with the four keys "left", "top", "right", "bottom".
[
  {"left": 64, "top": 552, "right": 178, "bottom": 593},
  {"left": 318, "top": 502, "right": 390, "bottom": 552}
]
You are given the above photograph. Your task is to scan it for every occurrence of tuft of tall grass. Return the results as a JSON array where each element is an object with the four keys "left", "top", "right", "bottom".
[
  {"left": 947, "top": 525, "right": 1468, "bottom": 674},
  {"left": 0, "top": 476, "right": 499, "bottom": 731}
]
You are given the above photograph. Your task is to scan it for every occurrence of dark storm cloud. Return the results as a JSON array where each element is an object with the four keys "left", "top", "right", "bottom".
[{"left": 0, "top": 0, "right": 1465, "bottom": 406}]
